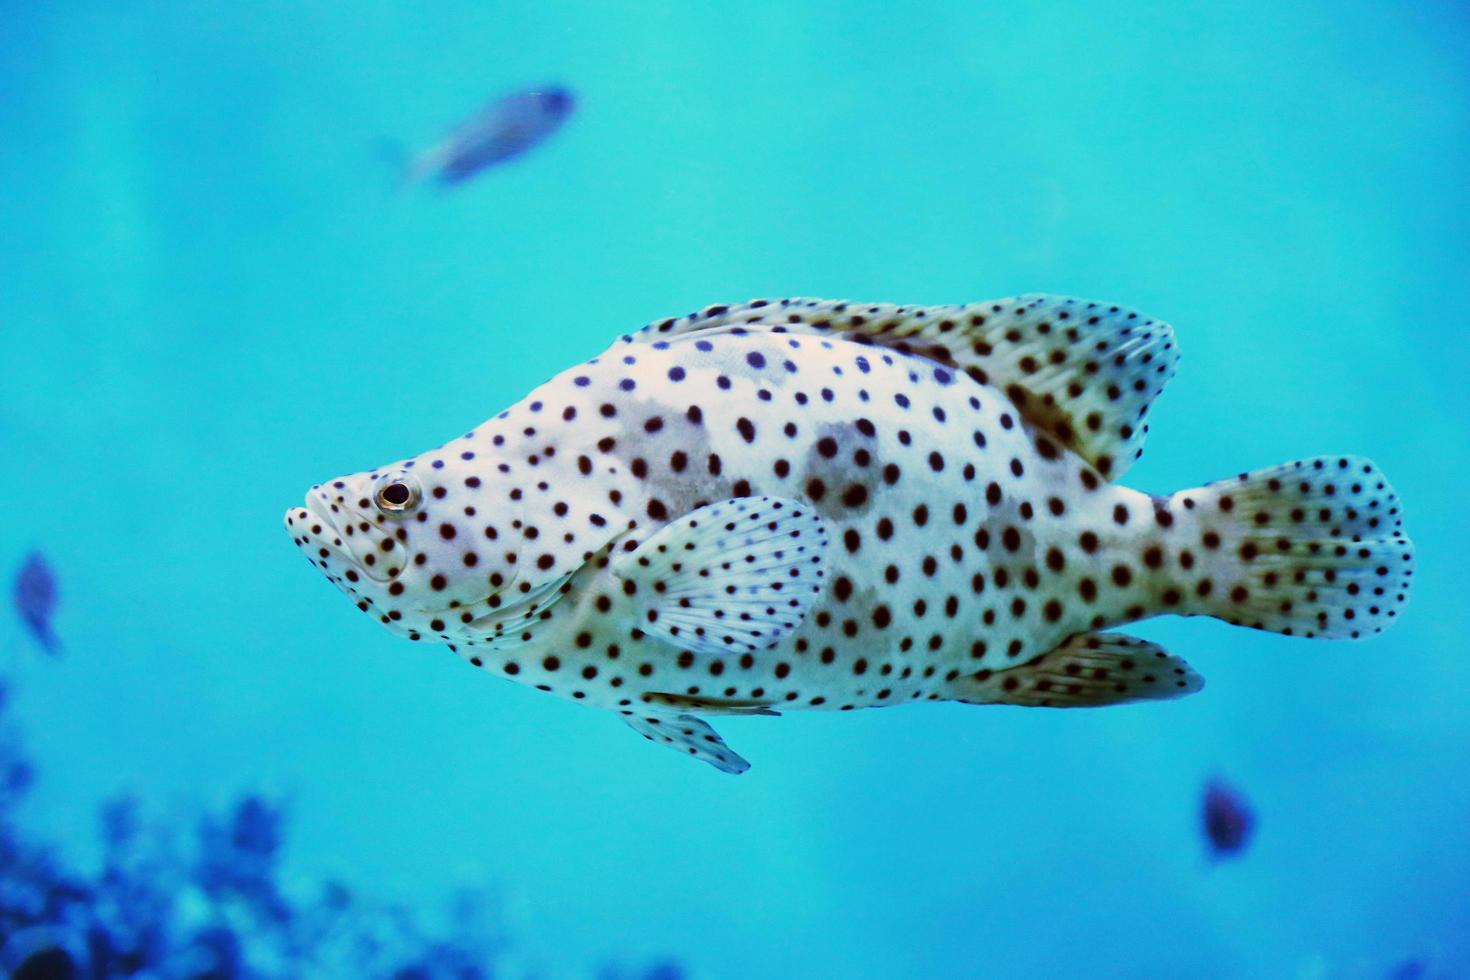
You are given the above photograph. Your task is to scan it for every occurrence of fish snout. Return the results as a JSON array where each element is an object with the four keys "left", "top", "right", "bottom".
[
  {"left": 286, "top": 494, "right": 349, "bottom": 556},
  {"left": 298, "top": 487, "right": 406, "bottom": 584},
  {"left": 284, "top": 503, "right": 348, "bottom": 579},
  {"left": 540, "top": 87, "right": 575, "bottom": 115}
]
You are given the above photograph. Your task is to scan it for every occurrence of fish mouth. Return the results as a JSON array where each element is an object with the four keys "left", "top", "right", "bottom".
[
  {"left": 304, "top": 493, "right": 344, "bottom": 541},
  {"left": 284, "top": 498, "right": 357, "bottom": 578},
  {"left": 285, "top": 499, "right": 339, "bottom": 553},
  {"left": 301, "top": 491, "right": 403, "bottom": 583},
  {"left": 285, "top": 492, "right": 389, "bottom": 589},
  {"left": 298, "top": 493, "right": 331, "bottom": 530}
]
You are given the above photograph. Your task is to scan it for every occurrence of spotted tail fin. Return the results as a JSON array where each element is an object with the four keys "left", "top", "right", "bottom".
[{"left": 1171, "top": 456, "right": 1414, "bottom": 639}]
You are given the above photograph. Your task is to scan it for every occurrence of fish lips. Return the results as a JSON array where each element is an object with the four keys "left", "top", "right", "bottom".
[
  {"left": 285, "top": 494, "right": 389, "bottom": 588},
  {"left": 302, "top": 492, "right": 409, "bottom": 584},
  {"left": 284, "top": 502, "right": 359, "bottom": 588}
]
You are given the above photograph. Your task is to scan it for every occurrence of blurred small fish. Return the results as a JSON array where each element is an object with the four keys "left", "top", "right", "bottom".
[
  {"left": 13, "top": 552, "right": 60, "bottom": 655},
  {"left": 1202, "top": 778, "right": 1255, "bottom": 859},
  {"left": 397, "top": 86, "right": 575, "bottom": 187}
]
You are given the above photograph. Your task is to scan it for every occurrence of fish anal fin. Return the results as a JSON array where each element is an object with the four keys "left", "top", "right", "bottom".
[
  {"left": 623, "top": 294, "right": 1179, "bottom": 480},
  {"left": 952, "top": 632, "right": 1203, "bottom": 708},
  {"left": 621, "top": 711, "right": 751, "bottom": 774}
]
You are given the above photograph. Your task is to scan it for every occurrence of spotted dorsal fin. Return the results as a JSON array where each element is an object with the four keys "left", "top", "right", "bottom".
[{"left": 621, "top": 294, "right": 1180, "bottom": 480}]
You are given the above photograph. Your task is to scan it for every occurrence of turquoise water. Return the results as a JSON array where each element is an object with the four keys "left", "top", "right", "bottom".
[{"left": 4, "top": 2, "right": 1468, "bottom": 976}]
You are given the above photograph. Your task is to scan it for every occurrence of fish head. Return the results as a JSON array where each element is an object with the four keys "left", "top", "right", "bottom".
[
  {"left": 284, "top": 454, "right": 529, "bottom": 643},
  {"left": 535, "top": 87, "right": 575, "bottom": 118}
]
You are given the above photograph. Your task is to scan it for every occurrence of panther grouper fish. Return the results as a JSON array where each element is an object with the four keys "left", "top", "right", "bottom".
[{"left": 284, "top": 294, "right": 1415, "bottom": 774}]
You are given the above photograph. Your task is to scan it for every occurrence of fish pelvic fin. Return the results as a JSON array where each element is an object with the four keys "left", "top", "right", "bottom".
[
  {"left": 1163, "top": 456, "right": 1414, "bottom": 639},
  {"left": 621, "top": 710, "right": 751, "bottom": 774}
]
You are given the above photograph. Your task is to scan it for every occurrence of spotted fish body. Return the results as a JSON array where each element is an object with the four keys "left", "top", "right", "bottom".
[{"left": 286, "top": 295, "right": 1415, "bottom": 773}]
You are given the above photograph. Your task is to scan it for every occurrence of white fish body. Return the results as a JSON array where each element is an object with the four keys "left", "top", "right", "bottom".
[{"left": 286, "top": 295, "right": 1414, "bottom": 773}]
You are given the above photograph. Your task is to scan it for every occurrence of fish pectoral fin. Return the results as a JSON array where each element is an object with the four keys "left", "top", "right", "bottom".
[
  {"left": 611, "top": 495, "right": 829, "bottom": 658},
  {"left": 621, "top": 710, "right": 752, "bottom": 774},
  {"left": 952, "top": 632, "right": 1204, "bottom": 707},
  {"left": 642, "top": 692, "right": 781, "bottom": 716},
  {"left": 621, "top": 294, "right": 1178, "bottom": 480}
]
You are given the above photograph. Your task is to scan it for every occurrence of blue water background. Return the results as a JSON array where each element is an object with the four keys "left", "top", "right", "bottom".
[{"left": 3, "top": 2, "right": 1469, "bottom": 976}]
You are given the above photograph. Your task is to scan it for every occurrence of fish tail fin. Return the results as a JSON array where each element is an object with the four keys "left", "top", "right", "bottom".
[{"left": 1169, "top": 455, "right": 1414, "bottom": 639}]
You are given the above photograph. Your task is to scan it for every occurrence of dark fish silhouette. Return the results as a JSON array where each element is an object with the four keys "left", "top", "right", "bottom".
[
  {"left": 1202, "top": 778, "right": 1254, "bottom": 859},
  {"left": 400, "top": 86, "right": 575, "bottom": 187},
  {"left": 13, "top": 552, "right": 60, "bottom": 655}
]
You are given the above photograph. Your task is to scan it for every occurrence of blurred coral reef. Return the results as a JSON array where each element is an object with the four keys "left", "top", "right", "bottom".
[{"left": 0, "top": 674, "right": 682, "bottom": 979}]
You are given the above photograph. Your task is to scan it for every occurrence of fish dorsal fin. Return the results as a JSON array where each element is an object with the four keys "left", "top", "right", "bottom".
[{"left": 622, "top": 294, "right": 1180, "bottom": 480}]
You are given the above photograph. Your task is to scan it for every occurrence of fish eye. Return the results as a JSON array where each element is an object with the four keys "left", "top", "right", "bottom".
[{"left": 373, "top": 473, "right": 421, "bottom": 515}]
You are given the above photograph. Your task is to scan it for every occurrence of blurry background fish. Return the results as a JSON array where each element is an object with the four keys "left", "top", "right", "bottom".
[
  {"left": 0, "top": 668, "right": 685, "bottom": 978},
  {"left": 1202, "top": 777, "right": 1255, "bottom": 861},
  {"left": 388, "top": 85, "right": 575, "bottom": 189},
  {"left": 11, "top": 553, "right": 59, "bottom": 656}
]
